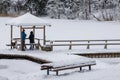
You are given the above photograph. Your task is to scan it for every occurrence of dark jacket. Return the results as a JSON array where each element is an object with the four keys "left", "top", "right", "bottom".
[{"left": 29, "top": 32, "right": 34, "bottom": 43}]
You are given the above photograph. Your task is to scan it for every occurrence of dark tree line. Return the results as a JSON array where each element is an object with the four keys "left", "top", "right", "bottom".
[
  {"left": 0, "top": 0, "right": 48, "bottom": 16},
  {"left": 0, "top": 0, "right": 120, "bottom": 20},
  {"left": 25, "top": 0, "right": 48, "bottom": 16}
]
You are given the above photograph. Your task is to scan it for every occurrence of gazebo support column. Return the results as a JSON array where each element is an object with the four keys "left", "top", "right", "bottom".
[
  {"left": 43, "top": 26, "right": 46, "bottom": 45},
  {"left": 11, "top": 25, "right": 13, "bottom": 49},
  {"left": 20, "top": 26, "right": 22, "bottom": 50},
  {"left": 33, "top": 26, "right": 35, "bottom": 38}
]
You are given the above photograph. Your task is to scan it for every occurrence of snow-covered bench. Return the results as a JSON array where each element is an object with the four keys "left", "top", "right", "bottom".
[
  {"left": 41, "top": 59, "right": 96, "bottom": 75},
  {"left": 6, "top": 43, "right": 40, "bottom": 49},
  {"left": 6, "top": 38, "right": 41, "bottom": 49}
]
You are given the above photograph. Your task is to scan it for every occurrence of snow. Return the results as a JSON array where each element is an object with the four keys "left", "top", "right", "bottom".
[
  {"left": 1, "top": 17, "right": 120, "bottom": 80},
  {"left": 6, "top": 13, "right": 51, "bottom": 26},
  {"left": 41, "top": 56, "right": 96, "bottom": 68},
  {"left": 0, "top": 59, "right": 120, "bottom": 80}
]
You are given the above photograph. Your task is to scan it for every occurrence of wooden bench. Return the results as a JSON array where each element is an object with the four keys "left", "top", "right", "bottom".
[
  {"left": 41, "top": 61, "right": 96, "bottom": 75},
  {"left": 6, "top": 43, "right": 41, "bottom": 49},
  {"left": 6, "top": 38, "right": 41, "bottom": 50}
]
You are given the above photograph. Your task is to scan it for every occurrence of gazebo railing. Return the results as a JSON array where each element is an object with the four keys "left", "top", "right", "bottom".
[{"left": 7, "top": 38, "right": 43, "bottom": 49}]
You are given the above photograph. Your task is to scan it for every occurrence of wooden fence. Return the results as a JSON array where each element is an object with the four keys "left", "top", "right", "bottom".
[{"left": 46, "top": 39, "right": 120, "bottom": 50}]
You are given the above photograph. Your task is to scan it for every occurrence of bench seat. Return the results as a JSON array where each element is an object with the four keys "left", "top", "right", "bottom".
[{"left": 41, "top": 60, "right": 96, "bottom": 75}]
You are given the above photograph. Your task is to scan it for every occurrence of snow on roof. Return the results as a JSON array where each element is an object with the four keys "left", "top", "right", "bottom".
[{"left": 6, "top": 13, "right": 51, "bottom": 27}]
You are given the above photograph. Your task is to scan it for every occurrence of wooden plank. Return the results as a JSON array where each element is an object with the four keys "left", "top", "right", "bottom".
[
  {"left": 22, "top": 27, "right": 44, "bottom": 29},
  {"left": 43, "top": 26, "right": 46, "bottom": 45},
  {"left": 52, "top": 64, "right": 96, "bottom": 71},
  {"left": 11, "top": 25, "right": 13, "bottom": 49},
  {"left": 20, "top": 26, "right": 22, "bottom": 50},
  {"left": 16, "top": 43, "right": 38, "bottom": 45}
]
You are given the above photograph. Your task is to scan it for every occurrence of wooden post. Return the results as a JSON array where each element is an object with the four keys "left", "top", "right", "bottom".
[
  {"left": 87, "top": 41, "right": 90, "bottom": 49},
  {"left": 37, "top": 39, "right": 41, "bottom": 49},
  {"left": 47, "top": 68, "right": 49, "bottom": 75},
  {"left": 10, "top": 25, "right": 13, "bottom": 49},
  {"left": 89, "top": 65, "right": 91, "bottom": 70},
  {"left": 69, "top": 41, "right": 72, "bottom": 50},
  {"left": 33, "top": 26, "right": 35, "bottom": 49},
  {"left": 104, "top": 40, "right": 107, "bottom": 49},
  {"left": 33, "top": 26, "right": 35, "bottom": 37},
  {"left": 80, "top": 67, "right": 82, "bottom": 71},
  {"left": 20, "top": 26, "right": 22, "bottom": 50},
  {"left": 43, "top": 26, "right": 46, "bottom": 45},
  {"left": 56, "top": 71, "right": 59, "bottom": 76},
  {"left": 50, "top": 41, "right": 53, "bottom": 50}
]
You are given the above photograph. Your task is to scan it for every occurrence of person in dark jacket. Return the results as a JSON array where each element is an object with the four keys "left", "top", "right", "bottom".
[
  {"left": 29, "top": 31, "right": 34, "bottom": 50},
  {"left": 21, "top": 29, "right": 26, "bottom": 51}
]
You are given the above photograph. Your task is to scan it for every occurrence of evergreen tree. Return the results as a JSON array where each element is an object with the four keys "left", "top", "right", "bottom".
[
  {"left": 0, "top": 0, "right": 120, "bottom": 20},
  {"left": 25, "top": 0, "right": 48, "bottom": 16}
]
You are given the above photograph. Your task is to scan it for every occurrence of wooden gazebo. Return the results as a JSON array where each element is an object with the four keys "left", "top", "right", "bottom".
[{"left": 6, "top": 13, "right": 51, "bottom": 50}]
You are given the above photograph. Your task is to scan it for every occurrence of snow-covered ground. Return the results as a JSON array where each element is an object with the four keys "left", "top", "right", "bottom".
[
  {"left": 1, "top": 16, "right": 120, "bottom": 80},
  {"left": 1, "top": 59, "right": 120, "bottom": 80}
]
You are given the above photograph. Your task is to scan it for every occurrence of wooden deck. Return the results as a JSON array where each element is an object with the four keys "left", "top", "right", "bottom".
[{"left": 0, "top": 54, "right": 50, "bottom": 64}]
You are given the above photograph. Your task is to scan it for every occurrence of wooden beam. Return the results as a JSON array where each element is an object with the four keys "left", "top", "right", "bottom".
[
  {"left": 43, "top": 26, "right": 46, "bottom": 45},
  {"left": 33, "top": 26, "right": 35, "bottom": 38},
  {"left": 22, "top": 27, "right": 44, "bottom": 29},
  {"left": 20, "top": 26, "right": 22, "bottom": 50},
  {"left": 11, "top": 25, "right": 13, "bottom": 49},
  {"left": 35, "top": 27, "right": 44, "bottom": 29}
]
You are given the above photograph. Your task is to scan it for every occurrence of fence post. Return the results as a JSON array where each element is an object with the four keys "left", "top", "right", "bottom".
[
  {"left": 50, "top": 41, "right": 53, "bottom": 50},
  {"left": 87, "top": 41, "right": 90, "bottom": 49},
  {"left": 104, "top": 40, "right": 107, "bottom": 49},
  {"left": 69, "top": 41, "right": 72, "bottom": 50}
]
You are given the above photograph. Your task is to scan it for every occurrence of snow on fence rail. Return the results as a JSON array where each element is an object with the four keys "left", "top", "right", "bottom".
[{"left": 45, "top": 39, "right": 120, "bottom": 50}]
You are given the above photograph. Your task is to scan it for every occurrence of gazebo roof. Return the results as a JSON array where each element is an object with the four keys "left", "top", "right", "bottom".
[{"left": 6, "top": 13, "right": 51, "bottom": 27}]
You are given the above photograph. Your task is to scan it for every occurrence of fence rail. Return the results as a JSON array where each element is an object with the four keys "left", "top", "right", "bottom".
[{"left": 46, "top": 39, "right": 120, "bottom": 50}]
